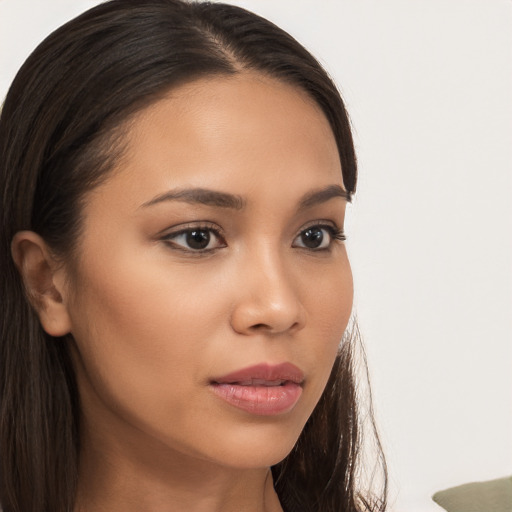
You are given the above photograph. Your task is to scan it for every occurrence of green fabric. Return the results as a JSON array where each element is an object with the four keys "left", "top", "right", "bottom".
[{"left": 433, "top": 476, "right": 512, "bottom": 512}]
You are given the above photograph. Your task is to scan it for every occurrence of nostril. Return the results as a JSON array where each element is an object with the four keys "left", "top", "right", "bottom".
[
  {"left": 248, "top": 321, "right": 301, "bottom": 334},
  {"left": 230, "top": 289, "right": 306, "bottom": 336}
]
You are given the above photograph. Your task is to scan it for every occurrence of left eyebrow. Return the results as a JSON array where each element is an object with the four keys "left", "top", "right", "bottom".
[{"left": 297, "top": 184, "right": 351, "bottom": 211}]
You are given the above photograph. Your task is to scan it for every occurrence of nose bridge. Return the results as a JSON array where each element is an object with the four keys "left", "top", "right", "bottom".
[
  {"left": 252, "top": 242, "right": 295, "bottom": 301},
  {"left": 230, "top": 241, "right": 305, "bottom": 335}
]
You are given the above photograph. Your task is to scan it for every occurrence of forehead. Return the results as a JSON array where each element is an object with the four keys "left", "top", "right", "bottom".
[{"left": 94, "top": 73, "right": 344, "bottom": 210}]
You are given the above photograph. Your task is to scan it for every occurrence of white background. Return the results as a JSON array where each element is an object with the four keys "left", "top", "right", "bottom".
[{"left": 1, "top": 1, "right": 511, "bottom": 511}]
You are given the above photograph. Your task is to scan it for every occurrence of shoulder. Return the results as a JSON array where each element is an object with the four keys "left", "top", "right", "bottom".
[{"left": 432, "top": 476, "right": 512, "bottom": 512}]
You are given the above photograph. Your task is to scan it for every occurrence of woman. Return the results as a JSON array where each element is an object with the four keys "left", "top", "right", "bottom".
[{"left": 0, "top": 1, "right": 386, "bottom": 511}]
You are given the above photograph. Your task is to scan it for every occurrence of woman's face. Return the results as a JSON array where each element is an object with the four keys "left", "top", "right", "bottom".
[{"left": 65, "top": 73, "right": 353, "bottom": 470}]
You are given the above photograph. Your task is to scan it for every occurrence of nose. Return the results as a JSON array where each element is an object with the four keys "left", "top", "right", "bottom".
[{"left": 229, "top": 250, "right": 306, "bottom": 336}]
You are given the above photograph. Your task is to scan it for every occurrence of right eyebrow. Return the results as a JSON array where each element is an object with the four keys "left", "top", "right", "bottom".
[{"left": 140, "top": 187, "right": 246, "bottom": 210}]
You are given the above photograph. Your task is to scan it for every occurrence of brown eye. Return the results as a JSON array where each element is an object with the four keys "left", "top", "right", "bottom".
[
  {"left": 300, "top": 227, "right": 325, "bottom": 248},
  {"left": 186, "top": 229, "right": 211, "bottom": 250},
  {"left": 163, "top": 226, "right": 226, "bottom": 252},
  {"left": 293, "top": 224, "right": 344, "bottom": 251}
]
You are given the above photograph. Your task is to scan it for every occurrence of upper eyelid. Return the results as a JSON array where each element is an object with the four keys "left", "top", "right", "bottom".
[
  {"left": 158, "top": 219, "right": 344, "bottom": 241},
  {"left": 295, "top": 219, "right": 342, "bottom": 234},
  {"left": 159, "top": 221, "right": 224, "bottom": 238},
  {"left": 293, "top": 224, "right": 345, "bottom": 243},
  {"left": 157, "top": 219, "right": 343, "bottom": 236}
]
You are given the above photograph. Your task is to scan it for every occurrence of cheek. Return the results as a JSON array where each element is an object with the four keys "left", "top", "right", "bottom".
[
  {"left": 66, "top": 251, "right": 224, "bottom": 423},
  {"left": 306, "top": 257, "right": 353, "bottom": 379},
  {"left": 305, "top": 250, "right": 353, "bottom": 333}
]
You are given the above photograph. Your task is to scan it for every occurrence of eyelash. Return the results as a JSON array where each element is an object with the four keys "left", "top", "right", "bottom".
[
  {"left": 160, "top": 222, "right": 345, "bottom": 254},
  {"left": 293, "top": 223, "right": 346, "bottom": 250},
  {"left": 160, "top": 222, "right": 226, "bottom": 254}
]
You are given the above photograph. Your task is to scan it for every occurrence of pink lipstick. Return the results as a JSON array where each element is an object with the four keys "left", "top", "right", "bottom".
[{"left": 209, "top": 363, "right": 304, "bottom": 416}]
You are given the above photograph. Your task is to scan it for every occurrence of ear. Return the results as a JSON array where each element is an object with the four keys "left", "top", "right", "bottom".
[{"left": 11, "top": 231, "right": 72, "bottom": 337}]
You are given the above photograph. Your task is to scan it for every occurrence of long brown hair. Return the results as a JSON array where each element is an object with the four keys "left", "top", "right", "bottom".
[{"left": 0, "top": 1, "right": 386, "bottom": 511}]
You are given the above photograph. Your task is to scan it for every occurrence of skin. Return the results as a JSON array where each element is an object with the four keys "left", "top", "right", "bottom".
[{"left": 12, "top": 73, "right": 353, "bottom": 512}]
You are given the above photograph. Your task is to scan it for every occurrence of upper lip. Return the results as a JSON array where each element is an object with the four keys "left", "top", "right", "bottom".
[{"left": 211, "top": 362, "right": 304, "bottom": 385}]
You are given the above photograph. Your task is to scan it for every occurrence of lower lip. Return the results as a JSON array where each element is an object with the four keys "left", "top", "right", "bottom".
[{"left": 209, "top": 381, "right": 303, "bottom": 416}]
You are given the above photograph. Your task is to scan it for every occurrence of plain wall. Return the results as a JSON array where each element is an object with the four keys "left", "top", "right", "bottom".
[{"left": 1, "top": 1, "right": 511, "bottom": 510}]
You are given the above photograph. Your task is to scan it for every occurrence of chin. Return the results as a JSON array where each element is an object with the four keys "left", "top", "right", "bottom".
[
  {"left": 212, "top": 445, "right": 295, "bottom": 470},
  {"left": 195, "top": 420, "right": 306, "bottom": 470}
]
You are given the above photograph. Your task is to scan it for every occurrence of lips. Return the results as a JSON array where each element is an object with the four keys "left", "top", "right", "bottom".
[{"left": 209, "top": 363, "right": 304, "bottom": 416}]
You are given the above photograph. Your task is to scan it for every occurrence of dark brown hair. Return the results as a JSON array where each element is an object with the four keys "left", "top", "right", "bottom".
[{"left": 0, "top": 1, "right": 386, "bottom": 511}]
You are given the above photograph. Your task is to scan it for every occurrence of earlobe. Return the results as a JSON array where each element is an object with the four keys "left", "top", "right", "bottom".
[{"left": 11, "top": 231, "right": 72, "bottom": 337}]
